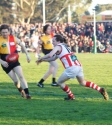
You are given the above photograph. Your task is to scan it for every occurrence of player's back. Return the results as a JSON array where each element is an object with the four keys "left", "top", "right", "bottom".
[{"left": 57, "top": 43, "right": 81, "bottom": 68}]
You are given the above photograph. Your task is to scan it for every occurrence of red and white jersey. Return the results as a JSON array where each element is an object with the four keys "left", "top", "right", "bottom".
[{"left": 56, "top": 43, "right": 81, "bottom": 69}]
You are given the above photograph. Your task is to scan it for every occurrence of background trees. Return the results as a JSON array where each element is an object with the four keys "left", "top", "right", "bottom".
[{"left": 0, "top": 0, "right": 93, "bottom": 24}]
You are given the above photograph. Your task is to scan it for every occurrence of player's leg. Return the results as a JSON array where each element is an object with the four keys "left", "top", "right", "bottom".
[
  {"left": 13, "top": 66, "right": 31, "bottom": 99},
  {"left": 49, "top": 61, "right": 58, "bottom": 86},
  {"left": 8, "top": 70, "right": 26, "bottom": 97},
  {"left": 37, "top": 62, "right": 58, "bottom": 87},
  {"left": 57, "top": 72, "right": 74, "bottom": 100},
  {"left": 76, "top": 67, "right": 109, "bottom": 100}
]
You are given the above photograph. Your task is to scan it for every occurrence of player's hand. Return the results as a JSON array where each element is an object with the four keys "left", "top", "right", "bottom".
[
  {"left": 37, "top": 54, "right": 41, "bottom": 59},
  {"left": 36, "top": 58, "right": 42, "bottom": 65},
  {"left": 26, "top": 55, "right": 31, "bottom": 63},
  {"left": 1, "top": 60, "right": 9, "bottom": 68}
]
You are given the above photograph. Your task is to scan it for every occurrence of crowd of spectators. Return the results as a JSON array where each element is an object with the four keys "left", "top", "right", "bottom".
[{"left": 6, "top": 22, "right": 112, "bottom": 54}]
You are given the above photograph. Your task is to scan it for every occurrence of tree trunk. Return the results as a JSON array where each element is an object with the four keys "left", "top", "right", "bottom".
[
  {"left": 18, "top": 17, "right": 25, "bottom": 24},
  {"left": 27, "top": 17, "right": 31, "bottom": 24}
]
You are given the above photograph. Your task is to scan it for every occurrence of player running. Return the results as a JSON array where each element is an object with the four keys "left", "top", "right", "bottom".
[
  {"left": 0, "top": 24, "right": 31, "bottom": 99},
  {"left": 36, "top": 34, "right": 109, "bottom": 100}
]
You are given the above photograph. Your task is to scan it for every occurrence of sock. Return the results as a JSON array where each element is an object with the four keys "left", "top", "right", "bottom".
[
  {"left": 63, "top": 85, "right": 74, "bottom": 98},
  {"left": 85, "top": 81, "right": 102, "bottom": 92},
  {"left": 17, "top": 87, "right": 23, "bottom": 92},
  {"left": 38, "top": 78, "right": 44, "bottom": 84},
  {"left": 24, "top": 88, "right": 29, "bottom": 95},
  {"left": 52, "top": 78, "right": 56, "bottom": 83}
]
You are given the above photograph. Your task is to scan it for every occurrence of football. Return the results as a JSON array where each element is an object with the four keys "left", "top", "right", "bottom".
[{"left": 6, "top": 53, "right": 19, "bottom": 63}]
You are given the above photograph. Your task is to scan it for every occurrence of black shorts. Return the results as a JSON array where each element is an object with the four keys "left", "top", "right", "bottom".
[
  {"left": 42, "top": 49, "right": 53, "bottom": 55},
  {"left": 1, "top": 60, "right": 20, "bottom": 74}
]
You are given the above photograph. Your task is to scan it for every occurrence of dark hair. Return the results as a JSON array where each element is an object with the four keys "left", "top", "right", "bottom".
[
  {"left": 0, "top": 24, "right": 10, "bottom": 32},
  {"left": 43, "top": 24, "right": 50, "bottom": 34},
  {"left": 54, "top": 35, "right": 64, "bottom": 43}
]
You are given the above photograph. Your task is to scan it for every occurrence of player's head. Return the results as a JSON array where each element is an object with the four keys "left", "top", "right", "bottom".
[
  {"left": 43, "top": 24, "right": 51, "bottom": 35},
  {"left": 0, "top": 24, "right": 10, "bottom": 39},
  {"left": 52, "top": 35, "right": 64, "bottom": 46}
]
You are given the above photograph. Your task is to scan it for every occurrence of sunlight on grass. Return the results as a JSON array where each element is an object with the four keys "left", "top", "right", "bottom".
[{"left": 0, "top": 53, "right": 112, "bottom": 125}]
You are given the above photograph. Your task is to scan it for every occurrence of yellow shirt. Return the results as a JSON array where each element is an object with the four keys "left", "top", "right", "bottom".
[
  {"left": 40, "top": 35, "right": 53, "bottom": 50},
  {"left": 0, "top": 35, "right": 17, "bottom": 54}
]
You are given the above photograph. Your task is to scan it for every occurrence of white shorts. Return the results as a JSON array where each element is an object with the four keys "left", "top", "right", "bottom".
[
  {"left": 32, "top": 42, "right": 38, "bottom": 48},
  {"left": 63, "top": 66, "right": 84, "bottom": 79}
]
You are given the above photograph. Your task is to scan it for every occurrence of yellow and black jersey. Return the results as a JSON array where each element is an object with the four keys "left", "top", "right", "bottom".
[
  {"left": 0, "top": 35, "right": 17, "bottom": 61},
  {"left": 40, "top": 35, "right": 53, "bottom": 50}
]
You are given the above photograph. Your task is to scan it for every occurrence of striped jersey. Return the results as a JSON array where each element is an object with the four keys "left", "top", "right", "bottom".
[
  {"left": 0, "top": 35, "right": 17, "bottom": 54},
  {"left": 56, "top": 43, "right": 81, "bottom": 69},
  {"left": 0, "top": 35, "right": 18, "bottom": 61}
]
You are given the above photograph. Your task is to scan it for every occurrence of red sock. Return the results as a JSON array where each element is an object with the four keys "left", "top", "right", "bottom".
[
  {"left": 85, "top": 81, "right": 102, "bottom": 92},
  {"left": 63, "top": 85, "right": 74, "bottom": 98}
]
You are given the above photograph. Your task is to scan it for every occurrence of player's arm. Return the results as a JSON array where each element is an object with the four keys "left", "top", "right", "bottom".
[
  {"left": 36, "top": 46, "right": 60, "bottom": 65},
  {"left": 42, "top": 54, "right": 58, "bottom": 62},
  {"left": 36, "top": 54, "right": 58, "bottom": 65},
  {"left": 0, "top": 55, "right": 9, "bottom": 68},
  {"left": 37, "top": 39, "right": 43, "bottom": 57},
  {"left": 15, "top": 37, "right": 31, "bottom": 63},
  {"left": 41, "top": 46, "right": 60, "bottom": 60}
]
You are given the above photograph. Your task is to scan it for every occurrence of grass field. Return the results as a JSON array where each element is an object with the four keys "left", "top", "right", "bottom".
[{"left": 0, "top": 53, "right": 112, "bottom": 125}]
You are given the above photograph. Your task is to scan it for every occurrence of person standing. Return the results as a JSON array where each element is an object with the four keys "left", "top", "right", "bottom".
[{"left": 37, "top": 24, "right": 58, "bottom": 87}]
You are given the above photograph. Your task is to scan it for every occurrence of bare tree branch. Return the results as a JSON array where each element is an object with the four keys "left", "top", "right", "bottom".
[
  {"left": 47, "top": 0, "right": 54, "bottom": 5},
  {"left": 50, "top": 0, "right": 69, "bottom": 21},
  {"left": 23, "top": 0, "right": 30, "bottom": 6}
]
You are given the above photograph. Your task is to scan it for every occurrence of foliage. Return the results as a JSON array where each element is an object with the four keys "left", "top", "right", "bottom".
[
  {"left": 0, "top": 0, "right": 92, "bottom": 24},
  {"left": 95, "top": 4, "right": 112, "bottom": 14},
  {"left": 84, "top": 10, "right": 90, "bottom": 15}
]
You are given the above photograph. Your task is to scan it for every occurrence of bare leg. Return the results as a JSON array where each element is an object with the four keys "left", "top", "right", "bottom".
[
  {"left": 42, "top": 63, "right": 54, "bottom": 80},
  {"left": 37, "top": 61, "right": 58, "bottom": 87},
  {"left": 13, "top": 66, "right": 28, "bottom": 89},
  {"left": 42, "top": 61, "right": 58, "bottom": 80},
  {"left": 57, "top": 72, "right": 74, "bottom": 100},
  {"left": 8, "top": 70, "right": 25, "bottom": 97},
  {"left": 50, "top": 61, "right": 58, "bottom": 78},
  {"left": 13, "top": 66, "right": 31, "bottom": 99}
]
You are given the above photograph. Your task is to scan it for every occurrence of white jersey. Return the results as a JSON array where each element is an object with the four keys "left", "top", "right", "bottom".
[{"left": 56, "top": 43, "right": 81, "bottom": 69}]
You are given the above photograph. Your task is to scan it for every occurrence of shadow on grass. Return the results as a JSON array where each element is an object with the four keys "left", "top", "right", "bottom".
[
  {"left": 0, "top": 82, "right": 112, "bottom": 99},
  {"left": 0, "top": 82, "right": 112, "bottom": 125}
]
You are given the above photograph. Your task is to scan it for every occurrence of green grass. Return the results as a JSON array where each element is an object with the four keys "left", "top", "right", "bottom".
[{"left": 0, "top": 53, "right": 112, "bottom": 125}]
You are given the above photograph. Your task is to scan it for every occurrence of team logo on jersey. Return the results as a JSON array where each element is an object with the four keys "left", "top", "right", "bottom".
[
  {"left": 47, "top": 41, "right": 50, "bottom": 44},
  {"left": 70, "top": 55, "right": 77, "bottom": 62},
  {"left": 1, "top": 43, "right": 7, "bottom": 48}
]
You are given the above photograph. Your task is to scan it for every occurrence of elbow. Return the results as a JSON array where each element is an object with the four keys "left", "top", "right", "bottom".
[{"left": 48, "top": 54, "right": 52, "bottom": 58}]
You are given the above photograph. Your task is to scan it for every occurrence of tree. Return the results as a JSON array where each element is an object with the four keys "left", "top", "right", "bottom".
[
  {"left": 0, "top": 0, "right": 13, "bottom": 23},
  {"left": 0, "top": 0, "right": 39, "bottom": 24},
  {"left": 13, "top": 0, "right": 38, "bottom": 24},
  {"left": 32, "top": 0, "right": 92, "bottom": 23},
  {"left": 0, "top": 0, "right": 92, "bottom": 24},
  {"left": 84, "top": 11, "right": 90, "bottom": 15},
  {"left": 94, "top": 4, "right": 112, "bottom": 14}
]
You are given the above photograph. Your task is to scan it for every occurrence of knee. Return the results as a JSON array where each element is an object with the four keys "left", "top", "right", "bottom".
[
  {"left": 14, "top": 81, "right": 19, "bottom": 86},
  {"left": 18, "top": 74, "right": 24, "bottom": 80},
  {"left": 80, "top": 80, "right": 86, "bottom": 86},
  {"left": 57, "top": 79, "right": 62, "bottom": 85},
  {"left": 14, "top": 81, "right": 20, "bottom": 87},
  {"left": 48, "top": 70, "right": 53, "bottom": 74},
  {"left": 54, "top": 63, "right": 59, "bottom": 69}
]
